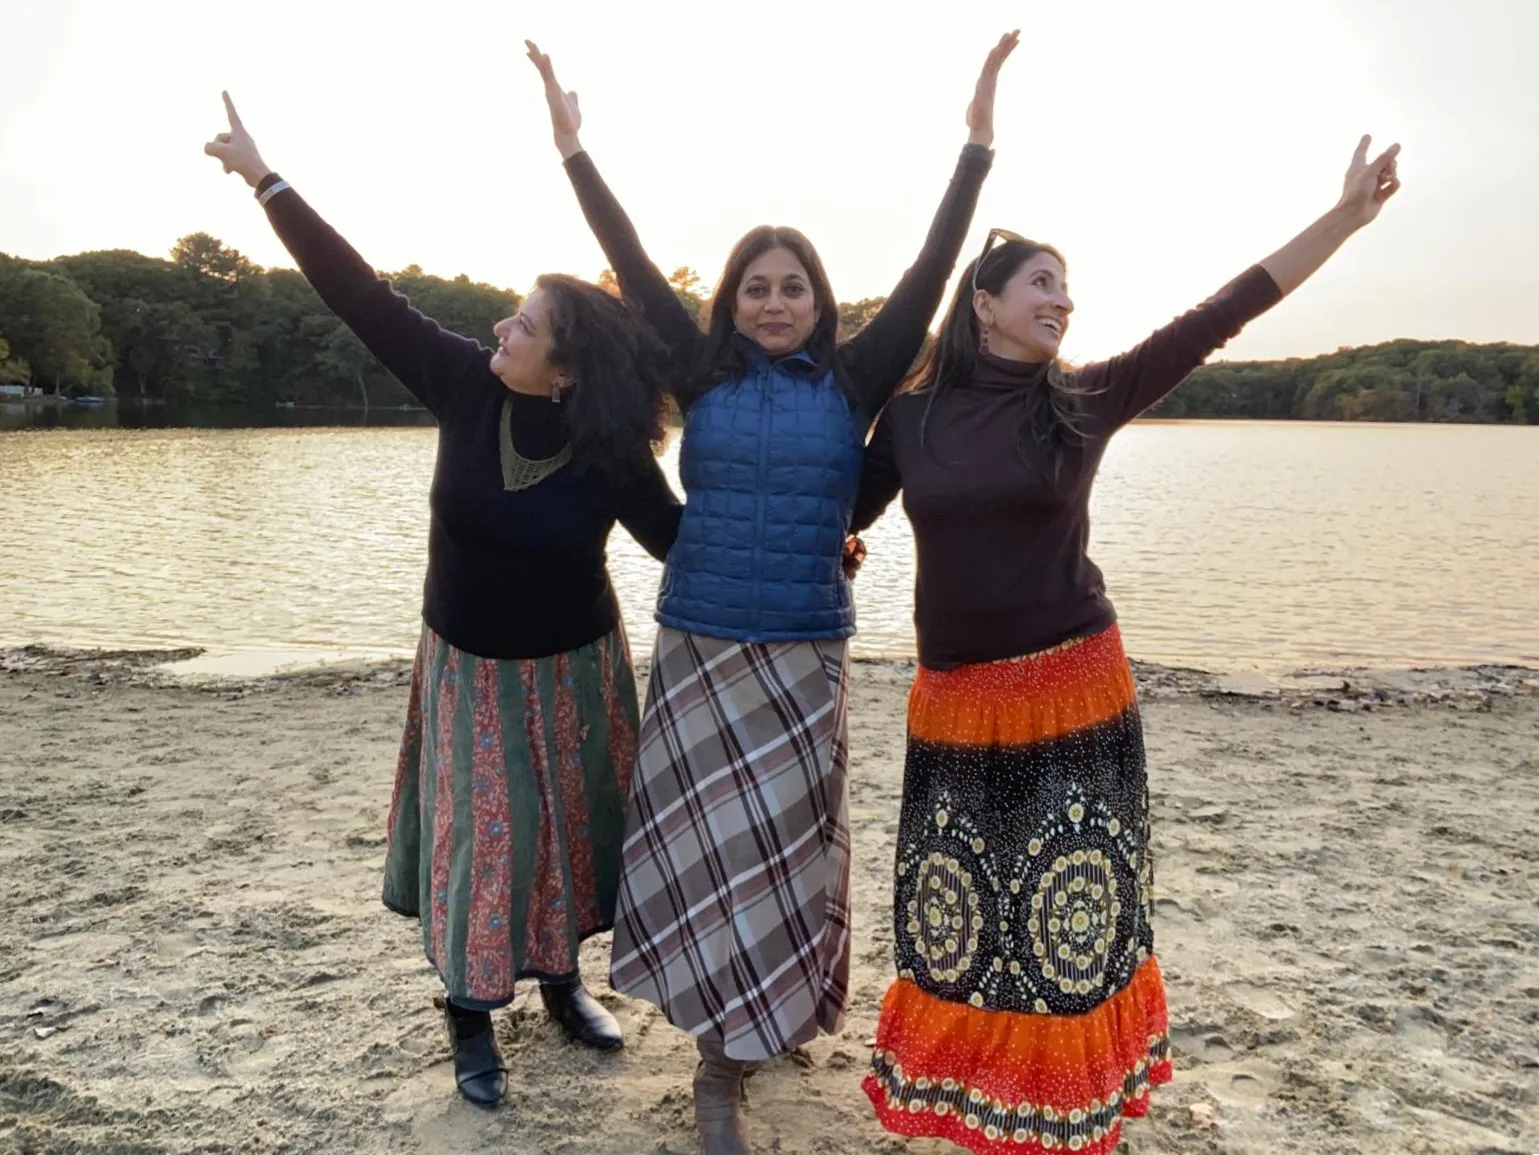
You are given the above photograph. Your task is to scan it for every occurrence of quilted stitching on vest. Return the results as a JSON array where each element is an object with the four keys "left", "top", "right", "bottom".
[{"left": 657, "top": 350, "right": 864, "bottom": 642}]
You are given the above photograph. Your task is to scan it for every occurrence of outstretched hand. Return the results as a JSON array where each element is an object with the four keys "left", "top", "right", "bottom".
[
  {"left": 1257, "top": 134, "right": 1406, "bottom": 296},
  {"left": 966, "top": 30, "right": 1019, "bottom": 148},
  {"left": 1336, "top": 135, "right": 1401, "bottom": 229},
  {"left": 525, "top": 41, "right": 583, "bottom": 160},
  {"left": 203, "top": 92, "right": 272, "bottom": 188}
]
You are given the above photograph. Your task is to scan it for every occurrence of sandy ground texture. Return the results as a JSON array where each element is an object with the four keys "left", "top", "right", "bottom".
[{"left": 1, "top": 646, "right": 1536, "bottom": 1155}]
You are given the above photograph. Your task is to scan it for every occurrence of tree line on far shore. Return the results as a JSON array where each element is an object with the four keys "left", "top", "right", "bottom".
[{"left": 0, "top": 238, "right": 1533, "bottom": 425}]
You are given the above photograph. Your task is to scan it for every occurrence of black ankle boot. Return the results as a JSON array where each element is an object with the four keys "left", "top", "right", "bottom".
[
  {"left": 442, "top": 1000, "right": 507, "bottom": 1107},
  {"left": 539, "top": 979, "right": 623, "bottom": 1051}
]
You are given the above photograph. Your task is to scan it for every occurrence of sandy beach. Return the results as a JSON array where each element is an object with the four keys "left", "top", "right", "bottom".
[{"left": 1, "top": 646, "right": 1536, "bottom": 1155}]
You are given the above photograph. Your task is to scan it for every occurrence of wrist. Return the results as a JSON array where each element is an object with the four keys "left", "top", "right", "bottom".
[
  {"left": 1323, "top": 201, "right": 1363, "bottom": 235},
  {"left": 556, "top": 133, "right": 583, "bottom": 161},
  {"left": 244, "top": 164, "right": 274, "bottom": 190},
  {"left": 253, "top": 171, "right": 289, "bottom": 206},
  {"left": 967, "top": 128, "right": 993, "bottom": 148}
]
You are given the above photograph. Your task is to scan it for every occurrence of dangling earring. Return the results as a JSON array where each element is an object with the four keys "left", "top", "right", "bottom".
[
  {"left": 551, "top": 374, "right": 572, "bottom": 404},
  {"left": 979, "top": 327, "right": 992, "bottom": 355}
]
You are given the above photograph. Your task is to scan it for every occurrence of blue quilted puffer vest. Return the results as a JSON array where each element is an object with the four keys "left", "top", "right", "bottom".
[{"left": 657, "top": 342, "right": 866, "bottom": 642}]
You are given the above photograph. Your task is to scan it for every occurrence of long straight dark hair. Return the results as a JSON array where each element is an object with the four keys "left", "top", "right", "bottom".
[
  {"left": 537, "top": 273, "right": 670, "bottom": 475},
  {"left": 681, "top": 226, "right": 860, "bottom": 410},
  {"left": 903, "top": 238, "right": 1094, "bottom": 478}
]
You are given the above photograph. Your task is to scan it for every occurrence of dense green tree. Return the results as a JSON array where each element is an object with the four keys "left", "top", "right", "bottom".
[
  {"left": 597, "top": 266, "right": 708, "bottom": 321},
  {"left": 316, "top": 321, "right": 386, "bottom": 410},
  {"left": 5, "top": 238, "right": 1534, "bottom": 423},
  {"left": 667, "top": 267, "right": 706, "bottom": 322},
  {"left": 838, "top": 297, "right": 886, "bottom": 335},
  {"left": 49, "top": 250, "right": 190, "bottom": 397},
  {"left": 388, "top": 266, "right": 520, "bottom": 346},
  {"left": 171, "top": 233, "right": 260, "bottom": 287},
  {"left": 1151, "top": 339, "right": 1539, "bottom": 425},
  {"left": 0, "top": 262, "right": 111, "bottom": 393},
  {"left": 0, "top": 335, "right": 27, "bottom": 385}
]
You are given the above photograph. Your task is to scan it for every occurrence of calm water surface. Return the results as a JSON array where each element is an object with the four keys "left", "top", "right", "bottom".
[{"left": 1, "top": 414, "right": 1534, "bottom": 675}]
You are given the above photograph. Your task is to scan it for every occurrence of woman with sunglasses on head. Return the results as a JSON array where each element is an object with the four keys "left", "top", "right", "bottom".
[
  {"left": 205, "top": 94, "right": 685, "bottom": 1109},
  {"left": 851, "top": 138, "right": 1402, "bottom": 1154},
  {"left": 526, "top": 33, "right": 1015, "bottom": 1155}
]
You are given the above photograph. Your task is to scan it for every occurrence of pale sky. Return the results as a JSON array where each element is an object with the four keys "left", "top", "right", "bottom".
[{"left": 2, "top": 0, "right": 1536, "bottom": 362}]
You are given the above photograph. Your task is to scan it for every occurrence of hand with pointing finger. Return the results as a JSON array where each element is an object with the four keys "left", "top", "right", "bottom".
[
  {"left": 525, "top": 41, "right": 583, "bottom": 161},
  {"left": 203, "top": 92, "right": 272, "bottom": 188}
]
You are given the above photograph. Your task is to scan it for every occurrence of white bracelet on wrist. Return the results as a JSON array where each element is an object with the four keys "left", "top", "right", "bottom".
[{"left": 256, "top": 179, "right": 290, "bottom": 206}]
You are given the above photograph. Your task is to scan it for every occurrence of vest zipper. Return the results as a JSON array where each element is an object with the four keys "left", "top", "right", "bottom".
[{"left": 751, "top": 373, "right": 771, "bottom": 631}]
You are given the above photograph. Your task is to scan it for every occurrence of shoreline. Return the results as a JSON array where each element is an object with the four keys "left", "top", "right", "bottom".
[
  {"left": 8, "top": 395, "right": 1539, "bottom": 428},
  {"left": 5, "top": 642, "right": 1536, "bottom": 711}
]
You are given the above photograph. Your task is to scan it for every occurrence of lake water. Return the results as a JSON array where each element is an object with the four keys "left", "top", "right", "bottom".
[{"left": 1, "top": 411, "right": 1535, "bottom": 676}]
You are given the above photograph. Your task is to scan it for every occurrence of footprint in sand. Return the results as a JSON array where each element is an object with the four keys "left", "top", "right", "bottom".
[
  {"left": 155, "top": 931, "right": 204, "bottom": 963},
  {"left": 33, "top": 930, "right": 133, "bottom": 959},
  {"left": 1223, "top": 981, "right": 1296, "bottom": 1020},
  {"left": 398, "top": 1032, "right": 434, "bottom": 1056},
  {"left": 1214, "top": 1060, "right": 1283, "bottom": 1107},
  {"left": 225, "top": 1025, "right": 294, "bottom": 1076},
  {"left": 1392, "top": 1005, "right": 1447, "bottom": 1054},
  {"left": 1405, "top": 1106, "right": 1519, "bottom": 1151},
  {"left": 1153, "top": 896, "right": 1202, "bottom": 931},
  {"left": 1200, "top": 1059, "right": 1286, "bottom": 1114},
  {"left": 1168, "top": 1023, "right": 1235, "bottom": 1064}
]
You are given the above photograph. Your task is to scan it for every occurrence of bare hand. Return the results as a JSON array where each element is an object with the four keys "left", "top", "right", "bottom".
[
  {"left": 966, "top": 30, "right": 1019, "bottom": 148},
  {"left": 841, "top": 535, "right": 867, "bottom": 581},
  {"left": 1336, "top": 135, "right": 1401, "bottom": 229},
  {"left": 203, "top": 92, "right": 272, "bottom": 188},
  {"left": 525, "top": 41, "right": 583, "bottom": 160}
]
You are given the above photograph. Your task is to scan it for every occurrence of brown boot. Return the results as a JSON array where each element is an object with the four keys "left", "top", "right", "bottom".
[{"left": 692, "top": 1036, "right": 750, "bottom": 1155}]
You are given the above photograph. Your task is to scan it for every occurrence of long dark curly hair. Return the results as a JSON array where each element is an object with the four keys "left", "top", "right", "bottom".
[{"left": 536, "top": 273, "right": 670, "bottom": 474}]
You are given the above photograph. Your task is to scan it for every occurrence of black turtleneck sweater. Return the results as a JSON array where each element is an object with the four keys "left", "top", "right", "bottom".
[
  {"left": 852, "top": 265, "right": 1283, "bottom": 669},
  {"left": 256, "top": 174, "right": 683, "bottom": 660}
]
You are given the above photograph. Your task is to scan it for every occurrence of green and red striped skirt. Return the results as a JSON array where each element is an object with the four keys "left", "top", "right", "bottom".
[{"left": 382, "top": 623, "right": 640, "bottom": 1008}]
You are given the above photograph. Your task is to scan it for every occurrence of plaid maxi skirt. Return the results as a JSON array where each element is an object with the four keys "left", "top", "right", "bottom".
[
  {"left": 609, "top": 628, "right": 853, "bottom": 1062},
  {"left": 382, "top": 623, "right": 640, "bottom": 1009}
]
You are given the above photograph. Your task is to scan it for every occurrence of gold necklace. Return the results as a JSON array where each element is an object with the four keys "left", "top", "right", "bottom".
[{"left": 499, "top": 397, "right": 572, "bottom": 491}]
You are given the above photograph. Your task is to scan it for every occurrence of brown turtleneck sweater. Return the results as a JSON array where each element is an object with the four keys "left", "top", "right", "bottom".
[{"left": 852, "top": 265, "right": 1283, "bottom": 669}]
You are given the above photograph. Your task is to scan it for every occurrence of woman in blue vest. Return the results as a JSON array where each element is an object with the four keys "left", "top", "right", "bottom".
[{"left": 528, "top": 34, "right": 1016, "bottom": 1153}]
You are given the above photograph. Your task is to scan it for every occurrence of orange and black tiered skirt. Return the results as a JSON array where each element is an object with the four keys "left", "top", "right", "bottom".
[{"left": 862, "top": 624, "right": 1171, "bottom": 1155}]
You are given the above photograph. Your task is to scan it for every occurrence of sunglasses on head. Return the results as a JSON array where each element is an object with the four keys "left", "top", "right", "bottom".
[{"left": 971, "top": 227, "right": 1030, "bottom": 294}]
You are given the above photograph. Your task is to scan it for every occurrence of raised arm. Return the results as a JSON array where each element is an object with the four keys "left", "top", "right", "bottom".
[
  {"left": 1259, "top": 136, "right": 1400, "bottom": 294},
  {"left": 526, "top": 43, "right": 705, "bottom": 375},
  {"left": 839, "top": 31, "right": 1017, "bottom": 416},
  {"left": 204, "top": 93, "right": 483, "bottom": 418},
  {"left": 1085, "top": 135, "right": 1402, "bottom": 430}
]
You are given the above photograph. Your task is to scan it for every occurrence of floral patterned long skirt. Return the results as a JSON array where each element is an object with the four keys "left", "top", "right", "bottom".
[
  {"left": 381, "top": 623, "right": 639, "bottom": 1008},
  {"left": 863, "top": 624, "right": 1171, "bottom": 1155}
]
